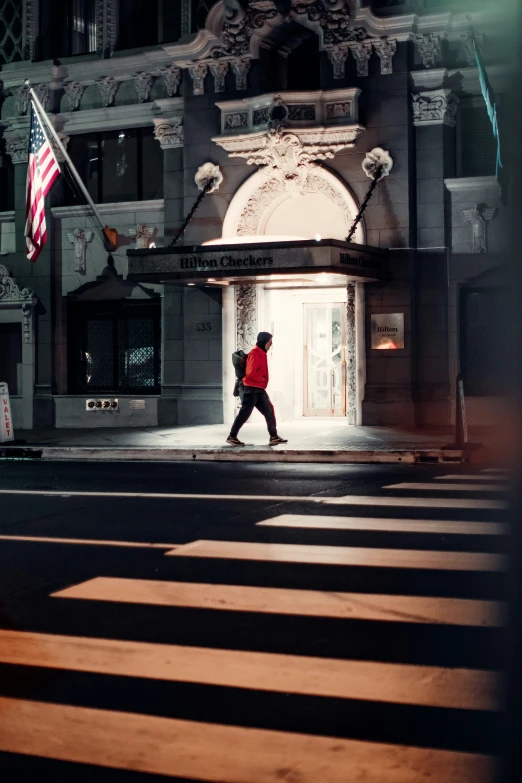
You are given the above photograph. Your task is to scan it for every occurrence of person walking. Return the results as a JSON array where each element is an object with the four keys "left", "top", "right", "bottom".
[{"left": 227, "top": 331, "right": 288, "bottom": 447}]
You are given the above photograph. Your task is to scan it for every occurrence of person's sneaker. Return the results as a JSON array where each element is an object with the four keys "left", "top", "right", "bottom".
[
  {"left": 226, "top": 435, "right": 245, "bottom": 446},
  {"left": 269, "top": 435, "right": 288, "bottom": 446}
]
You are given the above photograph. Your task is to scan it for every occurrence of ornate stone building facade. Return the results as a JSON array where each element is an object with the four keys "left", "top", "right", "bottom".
[{"left": 0, "top": 0, "right": 515, "bottom": 431}]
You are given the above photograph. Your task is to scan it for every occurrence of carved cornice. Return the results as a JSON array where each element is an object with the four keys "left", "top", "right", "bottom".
[
  {"left": 134, "top": 72, "right": 154, "bottom": 103},
  {"left": 0, "top": 265, "right": 36, "bottom": 305},
  {"left": 415, "top": 33, "right": 443, "bottom": 69},
  {"left": 5, "top": 136, "right": 28, "bottom": 165},
  {"left": 372, "top": 37, "right": 397, "bottom": 76},
  {"left": 63, "top": 81, "right": 85, "bottom": 111},
  {"left": 160, "top": 64, "right": 182, "bottom": 97},
  {"left": 412, "top": 88, "right": 459, "bottom": 127},
  {"left": 186, "top": 62, "right": 209, "bottom": 96},
  {"left": 153, "top": 117, "right": 184, "bottom": 149},
  {"left": 96, "top": 75, "right": 119, "bottom": 107}
]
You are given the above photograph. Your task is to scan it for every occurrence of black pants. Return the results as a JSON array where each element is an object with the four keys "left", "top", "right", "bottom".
[{"left": 230, "top": 389, "right": 277, "bottom": 438}]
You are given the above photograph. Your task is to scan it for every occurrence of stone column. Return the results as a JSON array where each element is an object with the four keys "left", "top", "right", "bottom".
[
  {"left": 235, "top": 284, "right": 258, "bottom": 351},
  {"left": 346, "top": 282, "right": 357, "bottom": 425}
]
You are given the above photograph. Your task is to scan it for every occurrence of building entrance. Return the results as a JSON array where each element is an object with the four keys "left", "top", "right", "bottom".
[
  {"left": 258, "top": 285, "right": 350, "bottom": 422},
  {"left": 303, "top": 302, "right": 347, "bottom": 417}
]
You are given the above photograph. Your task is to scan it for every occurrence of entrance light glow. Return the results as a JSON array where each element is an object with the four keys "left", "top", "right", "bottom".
[
  {"left": 315, "top": 234, "right": 321, "bottom": 241},
  {"left": 202, "top": 235, "right": 311, "bottom": 246}
]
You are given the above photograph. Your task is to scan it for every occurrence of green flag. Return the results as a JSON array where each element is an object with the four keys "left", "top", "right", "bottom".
[{"left": 470, "top": 26, "right": 508, "bottom": 203}]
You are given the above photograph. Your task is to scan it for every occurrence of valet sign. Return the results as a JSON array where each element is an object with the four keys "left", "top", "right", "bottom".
[{"left": 0, "top": 382, "right": 14, "bottom": 443}]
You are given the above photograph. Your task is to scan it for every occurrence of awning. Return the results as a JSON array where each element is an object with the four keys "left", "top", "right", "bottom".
[{"left": 127, "top": 239, "right": 388, "bottom": 286}]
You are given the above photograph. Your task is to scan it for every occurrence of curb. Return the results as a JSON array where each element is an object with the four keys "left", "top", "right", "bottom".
[{"left": 0, "top": 446, "right": 465, "bottom": 464}]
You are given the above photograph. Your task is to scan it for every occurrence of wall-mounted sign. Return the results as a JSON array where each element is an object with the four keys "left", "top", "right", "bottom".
[
  {"left": 0, "top": 382, "right": 14, "bottom": 442},
  {"left": 371, "top": 313, "right": 404, "bottom": 350}
]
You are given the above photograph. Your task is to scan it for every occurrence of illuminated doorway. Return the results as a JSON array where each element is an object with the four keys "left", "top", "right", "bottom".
[{"left": 303, "top": 302, "right": 347, "bottom": 417}]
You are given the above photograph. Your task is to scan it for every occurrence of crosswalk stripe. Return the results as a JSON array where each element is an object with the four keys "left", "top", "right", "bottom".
[
  {"left": 256, "top": 514, "right": 507, "bottom": 536},
  {"left": 0, "top": 697, "right": 497, "bottom": 782},
  {"left": 326, "top": 496, "right": 506, "bottom": 509},
  {"left": 0, "top": 630, "right": 501, "bottom": 710},
  {"left": 0, "top": 488, "right": 506, "bottom": 509},
  {"left": 51, "top": 577, "right": 506, "bottom": 627},
  {"left": 436, "top": 475, "right": 508, "bottom": 482},
  {"left": 167, "top": 540, "right": 507, "bottom": 571},
  {"left": 383, "top": 483, "right": 505, "bottom": 493},
  {"left": 0, "top": 535, "right": 177, "bottom": 549}
]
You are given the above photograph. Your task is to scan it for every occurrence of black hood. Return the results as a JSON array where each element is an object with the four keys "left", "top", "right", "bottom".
[{"left": 256, "top": 331, "right": 273, "bottom": 351}]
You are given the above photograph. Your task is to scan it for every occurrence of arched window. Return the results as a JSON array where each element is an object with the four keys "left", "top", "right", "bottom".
[{"left": 0, "top": 0, "right": 24, "bottom": 63}]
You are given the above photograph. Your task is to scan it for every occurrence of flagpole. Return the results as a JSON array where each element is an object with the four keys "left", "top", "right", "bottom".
[{"left": 26, "top": 80, "right": 116, "bottom": 252}]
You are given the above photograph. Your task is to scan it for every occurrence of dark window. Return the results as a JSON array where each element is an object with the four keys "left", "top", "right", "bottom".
[
  {"left": 39, "top": 0, "right": 96, "bottom": 60},
  {"left": 0, "top": 0, "right": 24, "bottom": 64},
  {"left": 118, "top": 0, "right": 159, "bottom": 49},
  {"left": 0, "top": 155, "right": 15, "bottom": 211},
  {"left": 287, "top": 35, "right": 320, "bottom": 91},
  {"left": 65, "top": 128, "right": 163, "bottom": 205},
  {"left": 460, "top": 287, "right": 504, "bottom": 396},
  {"left": 68, "top": 300, "right": 161, "bottom": 394},
  {"left": 0, "top": 324, "right": 22, "bottom": 394},
  {"left": 458, "top": 101, "right": 497, "bottom": 177},
  {"left": 191, "top": 1, "right": 216, "bottom": 33}
]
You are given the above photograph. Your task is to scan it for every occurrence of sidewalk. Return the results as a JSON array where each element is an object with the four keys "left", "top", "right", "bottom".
[{"left": 1, "top": 420, "right": 471, "bottom": 464}]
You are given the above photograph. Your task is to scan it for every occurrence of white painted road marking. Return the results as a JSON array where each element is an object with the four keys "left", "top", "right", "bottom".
[
  {"left": 167, "top": 540, "right": 507, "bottom": 572},
  {"left": 0, "top": 697, "right": 497, "bottom": 783},
  {"left": 52, "top": 577, "right": 507, "bottom": 627},
  {"left": 0, "top": 488, "right": 507, "bottom": 509},
  {"left": 0, "top": 630, "right": 502, "bottom": 710},
  {"left": 383, "top": 483, "right": 505, "bottom": 493},
  {"left": 0, "top": 534, "right": 177, "bottom": 549},
  {"left": 256, "top": 514, "right": 507, "bottom": 536}
]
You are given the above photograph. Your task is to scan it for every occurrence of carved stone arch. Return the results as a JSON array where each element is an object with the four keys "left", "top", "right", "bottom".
[{"left": 222, "top": 164, "right": 365, "bottom": 244}]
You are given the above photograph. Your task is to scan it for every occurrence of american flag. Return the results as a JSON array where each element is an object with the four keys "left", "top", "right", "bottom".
[{"left": 25, "top": 103, "right": 61, "bottom": 262}]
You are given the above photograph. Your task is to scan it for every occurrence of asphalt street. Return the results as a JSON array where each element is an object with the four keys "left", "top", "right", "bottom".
[{"left": 0, "top": 460, "right": 509, "bottom": 782}]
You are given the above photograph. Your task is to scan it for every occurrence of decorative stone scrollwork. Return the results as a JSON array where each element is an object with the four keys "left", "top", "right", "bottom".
[
  {"left": 187, "top": 62, "right": 209, "bottom": 95},
  {"left": 129, "top": 224, "right": 158, "bottom": 249},
  {"left": 5, "top": 136, "right": 28, "bottom": 165},
  {"left": 66, "top": 228, "right": 94, "bottom": 273},
  {"left": 460, "top": 30, "right": 483, "bottom": 67},
  {"left": 153, "top": 118, "right": 184, "bottom": 149},
  {"left": 96, "top": 76, "right": 119, "bottom": 107},
  {"left": 63, "top": 81, "right": 85, "bottom": 111},
  {"left": 215, "top": 0, "right": 279, "bottom": 59},
  {"left": 237, "top": 177, "right": 285, "bottom": 236},
  {"left": 462, "top": 204, "right": 497, "bottom": 253},
  {"left": 210, "top": 60, "right": 230, "bottom": 93},
  {"left": 35, "top": 83, "right": 50, "bottom": 110},
  {"left": 346, "top": 282, "right": 357, "bottom": 425},
  {"left": 288, "top": 105, "right": 316, "bottom": 121},
  {"left": 160, "top": 64, "right": 181, "bottom": 97},
  {"left": 22, "top": 304, "right": 33, "bottom": 344},
  {"left": 231, "top": 57, "right": 251, "bottom": 91},
  {"left": 348, "top": 40, "right": 373, "bottom": 77},
  {"left": 325, "top": 101, "right": 352, "bottom": 120},
  {"left": 235, "top": 283, "right": 258, "bottom": 352},
  {"left": 292, "top": 1, "right": 367, "bottom": 46},
  {"left": 412, "top": 88, "right": 459, "bottom": 127},
  {"left": 134, "top": 72, "right": 154, "bottom": 103},
  {"left": 225, "top": 112, "right": 248, "bottom": 130},
  {"left": 415, "top": 33, "right": 442, "bottom": 69},
  {"left": 372, "top": 38, "right": 397, "bottom": 76},
  {"left": 0, "top": 265, "right": 35, "bottom": 302},
  {"left": 326, "top": 44, "right": 350, "bottom": 80},
  {"left": 16, "top": 84, "right": 31, "bottom": 115},
  {"left": 49, "top": 132, "right": 70, "bottom": 164}
]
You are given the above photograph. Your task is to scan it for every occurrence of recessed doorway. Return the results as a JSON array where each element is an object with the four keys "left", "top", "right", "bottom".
[{"left": 303, "top": 302, "right": 347, "bottom": 417}]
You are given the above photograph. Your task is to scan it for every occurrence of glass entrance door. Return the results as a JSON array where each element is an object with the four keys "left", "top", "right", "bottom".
[{"left": 303, "top": 303, "right": 347, "bottom": 417}]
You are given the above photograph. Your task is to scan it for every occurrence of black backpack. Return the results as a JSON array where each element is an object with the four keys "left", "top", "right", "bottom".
[{"left": 232, "top": 350, "right": 248, "bottom": 397}]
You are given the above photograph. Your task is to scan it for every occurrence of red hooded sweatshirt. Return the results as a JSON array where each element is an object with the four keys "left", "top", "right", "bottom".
[{"left": 243, "top": 345, "right": 269, "bottom": 390}]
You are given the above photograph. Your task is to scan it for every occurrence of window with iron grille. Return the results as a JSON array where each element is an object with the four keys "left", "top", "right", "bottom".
[
  {"left": 460, "top": 287, "right": 504, "bottom": 396},
  {"left": 39, "top": 0, "right": 96, "bottom": 60},
  {"left": 68, "top": 300, "right": 161, "bottom": 394},
  {"left": 457, "top": 100, "right": 497, "bottom": 178},
  {"left": 0, "top": 0, "right": 23, "bottom": 64}
]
